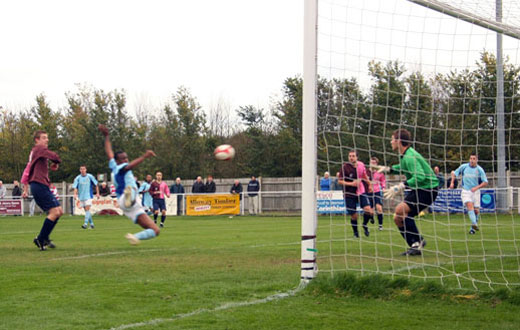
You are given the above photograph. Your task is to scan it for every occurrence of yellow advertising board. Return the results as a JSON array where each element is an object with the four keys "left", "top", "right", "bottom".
[{"left": 186, "top": 194, "right": 240, "bottom": 216}]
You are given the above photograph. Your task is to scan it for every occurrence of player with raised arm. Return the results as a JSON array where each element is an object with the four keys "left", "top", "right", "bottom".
[
  {"left": 373, "top": 129, "right": 439, "bottom": 256},
  {"left": 450, "top": 153, "right": 488, "bottom": 234},
  {"left": 73, "top": 165, "right": 100, "bottom": 229},
  {"left": 98, "top": 124, "right": 160, "bottom": 245},
  {"left": 21, "top": 130, "right": 63, "bottom": 251},
  {"left": 338, "top": 150, "right": 374, "bottom": 237}
]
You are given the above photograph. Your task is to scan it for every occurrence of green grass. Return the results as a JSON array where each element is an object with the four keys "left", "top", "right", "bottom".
[{"left": 1, "top": 214, "right": 520, "bottom": 329}]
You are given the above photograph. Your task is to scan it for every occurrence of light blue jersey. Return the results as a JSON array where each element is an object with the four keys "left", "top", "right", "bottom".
[
  {"left": 139, "top": 181, "right": 153, "bottom": 207},
  {"left": 454, "top": 163, "right": 488, "bottom": 190},
  {"left": 72, "top": 174, "right": 98, "bottom": 201},
  {"left": 109, "top": 158, "right": 137, "bottom": 198}
]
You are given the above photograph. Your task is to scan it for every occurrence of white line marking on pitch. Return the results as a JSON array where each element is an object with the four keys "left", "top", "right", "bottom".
[
  {"left": 109, "top": 285, "right": 304, "bottom": 330},
  {"left": 49, "top": 248, "right": 175, "bottom": 261}
]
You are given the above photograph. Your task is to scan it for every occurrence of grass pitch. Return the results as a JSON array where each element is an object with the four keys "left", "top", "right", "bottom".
[{"left": 1, "top": 214, "right": 520, "bottom": 329}]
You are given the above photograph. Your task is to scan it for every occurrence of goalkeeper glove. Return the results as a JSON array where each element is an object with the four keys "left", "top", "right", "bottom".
[
  {"left": 369, "top": 165, "right": 391, "bottom": 173},
  {"left": 384, "top": 182, "right": 405, "bottom": 199}
]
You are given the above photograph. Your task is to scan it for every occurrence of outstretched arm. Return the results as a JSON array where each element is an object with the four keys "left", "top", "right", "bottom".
[
  {"left": 98, "top": 124, "right": 114, "bottom": 160},
  {"left": 126, "top": 150, "right": 156, "bottom": 171}
]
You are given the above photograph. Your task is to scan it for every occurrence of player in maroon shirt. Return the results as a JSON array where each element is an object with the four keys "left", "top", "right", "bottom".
[{"left": 21, "top": 130, "right": 63, "bottom": 251}]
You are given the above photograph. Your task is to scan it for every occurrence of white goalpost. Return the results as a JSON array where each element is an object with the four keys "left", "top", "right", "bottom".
[{"left": 302, "top": 0, "right": 520, "bottom": 290}]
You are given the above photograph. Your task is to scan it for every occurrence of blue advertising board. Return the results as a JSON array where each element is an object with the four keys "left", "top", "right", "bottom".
[{"left": 430, "top": 189, "right": 496, "bottom": 213}]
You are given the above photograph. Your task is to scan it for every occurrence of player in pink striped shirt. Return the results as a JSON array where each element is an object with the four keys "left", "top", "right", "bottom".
[
  {"left": 150, "top": 172, "right": 171, "bottom": 227},
  {"left": 369, "top": 157, "right": 386, "bottom": 230}
]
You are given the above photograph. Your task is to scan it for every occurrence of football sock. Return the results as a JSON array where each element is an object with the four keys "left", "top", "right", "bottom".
[
  {"left": 85, "top": 211, "right": 92, "bottom": 224},
  {"left": 351, "top": 219, "right": 359, "bottom": 236},
  {"left": 404, "top": 217, "right": 421, "bottom": 245},
  {"left": 38, "top": 218, "right": 55, "bottom": 241},
  {"left": 468, "top": 210, "right": 477, "bottom": 225},
  {"left": 378, "top": 214, "right": 383, "bottom": 225},
  {"left": 134, "top": 228, "right": 156, "bottom": 241},
  {"left": 161, "top": 215, "right": 166, "bottom": 224},
  {"left": 362, "top": 214, "right": 370, "bottom": 226},
  {"left": 154, "top": 213, "right": 158, "bottom": 221}
]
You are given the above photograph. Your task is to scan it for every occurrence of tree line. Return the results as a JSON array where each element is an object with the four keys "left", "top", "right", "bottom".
[{"left": 0, "top": 51, "right": 518, "bottom": 183}]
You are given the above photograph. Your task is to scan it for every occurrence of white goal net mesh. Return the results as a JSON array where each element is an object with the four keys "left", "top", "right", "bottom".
[{"left": 315, "top": 0, "right": 520, "bottom": 290}]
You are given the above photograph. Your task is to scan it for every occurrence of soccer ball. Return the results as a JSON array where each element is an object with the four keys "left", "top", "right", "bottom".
[{"left": 214, "top": 144, "right": 235, "bottom": 161}]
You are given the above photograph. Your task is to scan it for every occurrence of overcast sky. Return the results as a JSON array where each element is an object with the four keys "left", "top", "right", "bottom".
[{"left": 0, "top": 0, "right": 303, "bottom": 114}]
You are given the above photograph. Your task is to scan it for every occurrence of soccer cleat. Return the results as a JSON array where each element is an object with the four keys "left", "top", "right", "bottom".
[
  {"left": 125, "top": 233, "right": 140, "bottom": 245},
  {"left": 471, "top": 224, "right": 479, "bottom": 231},
  {"left": 81, "top": 224, "right": 87, "bottom": 229},
  {"left": 123, "top": 186, "right": 135, "bottom": 208},
  {"left": 90, "top": 225, "right": 95, "bottom": 229},
  {"left": 378, "top": 225, "right": 383, "bottom": 231},
  {"left": 363, "top": 226, "right": 370, "bottom": 237},
  {"left": 33, "top": 237, "right": 47, "bottom": 251},
  {"left": 44, "top": 240, "right": 56, "bottom": 248},
  {"left": 160, "top": 223, "right": 164, "bottom": 228},
  {"left": 401, "top": 240, "right": 426, "bottom": 256},
  {"left": 469, "top": 229, "right": 476, "bottom": 235},
  {"left": 353, "top": 232, "right": 359, "bottom": 238}
]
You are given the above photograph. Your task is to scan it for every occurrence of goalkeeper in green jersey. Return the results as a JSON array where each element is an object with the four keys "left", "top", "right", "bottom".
[{"left": 371, "top": 129, "right": 439, "bottom": 256}]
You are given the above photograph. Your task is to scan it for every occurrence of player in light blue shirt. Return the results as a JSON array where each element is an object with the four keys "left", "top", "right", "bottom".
[
  {"left": 99, "top": 124, "right": 160, "bottom": 245},
  {"left": 451, "top": 153, "right": 488, "bottom": 234},
  {"left": 73, "top": 165, "right": 100, "bottom": 229},
  {"left": 138, "top": 174, "right": 153, "bottom": 215}
]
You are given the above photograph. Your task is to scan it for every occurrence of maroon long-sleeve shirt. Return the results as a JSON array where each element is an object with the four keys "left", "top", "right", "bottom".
[{"left": 25, "top": 145, "right": 61, "bottom": 187}]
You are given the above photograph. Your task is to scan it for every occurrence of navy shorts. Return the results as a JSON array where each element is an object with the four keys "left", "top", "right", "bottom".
[
  {"left": 30, "top": 182, "right": 60, "bottom": 212},
  {"left": 153, "top": 199, "right": 166, "bottom": 211},
  {"left": 344, "top": 194, "right": 371, "bottom": 215},
  {"left": 404, "top": 188, "right": 438, "bottom": 218},
  {"left": 366, "top": 191, "right": 383, "bottom": 208}
]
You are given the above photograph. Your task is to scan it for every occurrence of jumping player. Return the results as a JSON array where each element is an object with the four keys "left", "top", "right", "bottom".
[
  {"left": 73, "top": 165, "right": 100, "bottom": 229},
  {"left": 374, "top": 129, "right": 439, "bottom": 256},
  {"left": 450, "top": 153, "right": 488, "bottom": 234},
  {"left": 98, "top": 124, "right": 160, "bottom": 245},
  {"left": 21, "top": 130, "right": 63, "bottom": 251}
]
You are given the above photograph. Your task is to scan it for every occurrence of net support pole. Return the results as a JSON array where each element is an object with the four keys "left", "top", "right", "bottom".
[
  {"left": 301, "top": 0, "right": 318, "bottom": 283},
  {"left": 496, "top": 0, "right": 508, "bottom": 212}
]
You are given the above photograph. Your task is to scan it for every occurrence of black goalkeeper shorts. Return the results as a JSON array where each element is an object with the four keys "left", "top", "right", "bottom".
[{"left": 404, "top": 188, "right": 438, "bottom": 218}]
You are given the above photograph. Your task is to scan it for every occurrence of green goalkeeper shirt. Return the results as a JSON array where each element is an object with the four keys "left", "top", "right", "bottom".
[{"left": 391, "top": 147, "right": 439, "bottom": 189}]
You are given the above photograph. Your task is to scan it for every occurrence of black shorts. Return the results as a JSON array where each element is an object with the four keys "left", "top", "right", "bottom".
[
  {"left": 404, "top": 188, "right": 438, "bottom": 217},
  {"left": 344, "top": 194, "right": 371, "bottom": 215},
  {"left": 30, "top": 182, "right": 60, "bottom": 212},
  {"left": 153, "top": 199, "right": 166, "bottom": 211},
  {"left": 366, "top": 192, "right": 383, "bottom": 208}
]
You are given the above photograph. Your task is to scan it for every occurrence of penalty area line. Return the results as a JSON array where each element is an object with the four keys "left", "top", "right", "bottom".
[{"left": 108, "top": 285, "right": 305, "bottom": 330}]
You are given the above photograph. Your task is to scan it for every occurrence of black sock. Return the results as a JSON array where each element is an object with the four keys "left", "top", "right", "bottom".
[
  {"left": 378, "top": 214, "right": 383, "bottom": 225},
  {"left": 397, "top": 226, "right": 410, "bottom": 246},
  {"left": 404, "top": 217, "right": 421, "bottom": 245},
  {"left": 363, "top": 214, "right": 370, "bottom": 227},
  {"left": 49, "top": 218, "right": 59, "bottom": 232},
  {"left": 154, "top": 213, "right": 158, "bottom": 221},
  {"left": 161, "top": 215, "right": 166, "bottom": 223},
  {"left": 351, "top": 219, "right": 358, "bottom": 235},
  {"left": 37, "top": 218, "right": 55, "bottom": 241}
]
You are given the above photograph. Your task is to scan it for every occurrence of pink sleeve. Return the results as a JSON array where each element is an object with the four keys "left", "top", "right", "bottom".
[
  {"left": 162, "top": 183, "right": 170, "bottom": 196},
  {"left": 381, "top": 173, "right": 386, "bottom": 189},
  {"left": 21, "top": 162, "right": 31, "bottom": 185}
]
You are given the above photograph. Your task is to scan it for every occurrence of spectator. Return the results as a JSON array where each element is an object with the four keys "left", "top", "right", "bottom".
[
  {"left": 320, "top": 171, "right": 331, "bottom": 191},
  {"left": 230, "top": 179, "right": 243, "bottom": 200},
  {"left": 98, "top": 182, "right": 111, "bottom": 197},
  {"left": 448, "top": 176, "right": 458, "bottom": 189},
  {"left": 0, "top": 180, "right": 5, "bottom": 199},
  {"left": 247, "top": 176, "right": 260, "bottom": 215},
  {"left": 433, "top": 166, "right": 446, "bottom": 189},
  {"left": 205, "top": 175, "right": 216, "bottom": 193},
  {"left": 170, "top": 177, "right": 185, "bottom": 216},
  {"left": 12, "top": 180, "right": 22, "bottom": 199},
  {"left": 332, "top": 171, "right": 342, "bottom": 190},
  {"left": 192, "top": 176, "right": 205, "bottom": 193}
]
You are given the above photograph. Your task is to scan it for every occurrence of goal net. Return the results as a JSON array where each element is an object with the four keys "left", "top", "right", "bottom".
[{"left": 306, "top": 0, "right": 520, "bottom": 290}]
